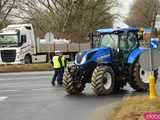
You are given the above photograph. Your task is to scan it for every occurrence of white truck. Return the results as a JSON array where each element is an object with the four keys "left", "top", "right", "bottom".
[{"left": 0, "top": 24, "right": 90, "bottom": 64}]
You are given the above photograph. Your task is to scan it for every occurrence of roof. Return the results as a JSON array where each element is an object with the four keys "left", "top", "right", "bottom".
[
  {"left": 7, "top": 24, "right": 32, "bottom": 29},
  {"left": 96, "top": 28, "right": 139, "bottom": 34},
  {"left": 0, "top": 30, "right": 17, "bottom": 35}
]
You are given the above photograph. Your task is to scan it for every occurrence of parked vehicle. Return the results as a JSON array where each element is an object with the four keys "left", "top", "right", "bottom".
[
  {"left": 0, "top": 24, "right": 90, "bottom": 64},
  {"left": 63, "top": 28, "right": 158, "bottom": 95}
]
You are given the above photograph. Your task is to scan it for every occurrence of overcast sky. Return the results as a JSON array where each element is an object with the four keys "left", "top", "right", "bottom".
[
  {"left": 112, "top": 0, "right": 133, "bottom": 25},
  {"left": 119, "top": 0, "right": 133, "bottom": 17}
]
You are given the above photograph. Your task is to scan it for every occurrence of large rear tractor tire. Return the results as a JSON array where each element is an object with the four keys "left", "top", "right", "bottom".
[
  {"left": 63, "top": 66, "right": 85, "bottom": 95},
  {"left": 129, "top": 63, "right": 157, "bottom": 91},
  {"left": 91, "top": 66, "right": 115, "bottom": 95}
]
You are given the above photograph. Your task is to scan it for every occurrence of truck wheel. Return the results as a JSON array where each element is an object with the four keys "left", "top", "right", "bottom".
[
  {"left": 130, "top": 63, "right": 157, "bottom": 91},
  {"left": 24, "top": 55, "right": 32, "bottom": 64},
  {"left": 63, "top": 67, "right": 85, "bottom": 95},
  {"left": 91, "top": 66, "right": 115, "bottom": 95}
]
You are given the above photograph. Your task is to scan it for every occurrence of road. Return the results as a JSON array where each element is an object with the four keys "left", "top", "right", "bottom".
[{"left": 0, "top": 71, "right": 130, "bottom": 120}]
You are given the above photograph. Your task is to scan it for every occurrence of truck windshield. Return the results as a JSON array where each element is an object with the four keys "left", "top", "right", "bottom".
[
  {"left": 0, "top": 35, "right": 18, "bottom": 45},
  {"left": 99, "top": 34, "right": 118, "bottom": 49}
]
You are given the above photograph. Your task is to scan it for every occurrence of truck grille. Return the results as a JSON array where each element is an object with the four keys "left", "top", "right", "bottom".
[{"left": 1, "top": 50, "right": 16, "bottom": 62}]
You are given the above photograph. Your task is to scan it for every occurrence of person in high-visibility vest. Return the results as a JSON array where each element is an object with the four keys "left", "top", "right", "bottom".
[{"left": 51, "top": 50, "right": 66, "bottom": 86}]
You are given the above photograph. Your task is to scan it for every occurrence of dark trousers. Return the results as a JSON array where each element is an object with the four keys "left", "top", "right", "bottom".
[{"left": 52, "top": 68, "right": 64, "bottom": 85}]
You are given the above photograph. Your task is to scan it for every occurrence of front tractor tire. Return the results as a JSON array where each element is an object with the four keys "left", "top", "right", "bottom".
[
  {"left": 63, "top": 66, "right": 85, "bottom": 95},
  {"left": 130, "top": 63, "right": 157, "bottom": 91},
  {"left": 91, "top": 66, "right": 115, "bottom": 95}
]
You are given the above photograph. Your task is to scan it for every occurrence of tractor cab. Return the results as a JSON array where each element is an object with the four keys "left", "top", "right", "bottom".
[{"left": 92, "top": 28, "right": 139, "bottom": 64}]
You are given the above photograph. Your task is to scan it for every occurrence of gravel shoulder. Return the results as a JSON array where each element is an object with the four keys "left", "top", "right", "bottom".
[{"left": 86, "top": 101, "right": 120, "bottom": 120}]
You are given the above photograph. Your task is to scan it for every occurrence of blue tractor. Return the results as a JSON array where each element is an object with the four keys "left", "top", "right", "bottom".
[{"left": 63, "top": 28, "right": 157, "bottom": 95}]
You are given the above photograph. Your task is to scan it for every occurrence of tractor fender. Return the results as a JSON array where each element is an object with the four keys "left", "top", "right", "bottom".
[{"left": 127, "top": 47, "right": 145, "bottom": 64}]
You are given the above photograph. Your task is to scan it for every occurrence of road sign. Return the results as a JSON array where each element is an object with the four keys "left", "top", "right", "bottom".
[
  {"left": 139, "top": 49, "right": 160, "bottom": 71},
  {"left": 44, "top": 32, "right": 54, "bottom": 42}
]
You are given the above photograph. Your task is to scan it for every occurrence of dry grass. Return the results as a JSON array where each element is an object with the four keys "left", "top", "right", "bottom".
[
  {"left": 111, "top": 96, "right": 160, "bottom": 120},
  {"left": 0, "top": 64, "right": 52, "bottom": 73}
]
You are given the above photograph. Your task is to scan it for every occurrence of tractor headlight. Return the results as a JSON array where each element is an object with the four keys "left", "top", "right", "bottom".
[
  {"left": 80, "top": 55, "right": 87, "bottom": 64},
  {"left": 75, "top": 52, "right": 83, "bottom": 64},
  {"left": 75, "top": 52, "right": 87, "bottom": 65},
  {"left": 75, "top": 51, "right": 96, "bottom": 65}
]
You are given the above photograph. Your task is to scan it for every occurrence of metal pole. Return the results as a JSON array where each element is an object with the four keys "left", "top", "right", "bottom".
[
  {"left": 149, "top": 48, "right": 153, "bottom": 73},
  {"left": 48, "top": 33, "right": 51, "bottom": 63},
  {"left": 148, "top": 48, "right": 156, "bottom": 99},
  {"left": 148, "top": 26, "right": 156, "bottom": 99}
]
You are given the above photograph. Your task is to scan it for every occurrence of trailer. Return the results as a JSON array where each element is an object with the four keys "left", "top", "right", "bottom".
[
  {"left": 37, "top": 39, "right": 90, "bottom": 61},
  {"left": 0, "top": 24, "right": 90, "bottom": 64}
]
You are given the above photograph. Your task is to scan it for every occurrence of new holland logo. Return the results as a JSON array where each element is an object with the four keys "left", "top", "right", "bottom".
[{"left": 96, "top": 54, "right": 110, "bottom": 62}]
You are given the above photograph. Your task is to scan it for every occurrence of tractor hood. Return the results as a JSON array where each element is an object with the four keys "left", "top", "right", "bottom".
[{"left": 75, "top": 48, "right": 111, "bottom": 65}]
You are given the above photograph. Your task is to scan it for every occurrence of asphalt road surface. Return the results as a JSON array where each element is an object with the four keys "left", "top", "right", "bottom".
[{"left": 0, "top": 71, "right": 132, "bottom": 120}]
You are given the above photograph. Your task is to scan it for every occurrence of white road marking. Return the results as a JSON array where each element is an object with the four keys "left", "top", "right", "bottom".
[
  {"left": 31, "top": 88, "right": 53, "bottom": 91},
  {"left": 0, "top": 96, "right": 8, "bottom": 101},
  {"left": 0, "top": 90, "right": 19, "bottom": 92}
]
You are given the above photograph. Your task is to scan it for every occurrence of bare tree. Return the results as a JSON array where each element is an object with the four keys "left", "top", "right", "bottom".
[
  {"left": 125, "top": 0, "right": 160, "bottom": 28},
  {"left": 0, "top": 0, "right": 16, "bottom": 28},
  {"left": 12, "top": 0, "right": 118, "bottom": 41}
]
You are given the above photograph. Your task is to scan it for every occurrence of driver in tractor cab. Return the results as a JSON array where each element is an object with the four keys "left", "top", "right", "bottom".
[
  {"left": 120, "top": 32, "right": 128, "bottom": 49},
  {"left": 120, "top": 32, "right": 137, "bottom": 51}
]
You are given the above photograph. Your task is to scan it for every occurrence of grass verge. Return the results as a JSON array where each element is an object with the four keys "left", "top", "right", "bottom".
[
  {"left": 0, "top": 64, "right": 52, "bottom": 73},
  {"left": 111, "top": 96, "right": 160, "bottom": 120}
]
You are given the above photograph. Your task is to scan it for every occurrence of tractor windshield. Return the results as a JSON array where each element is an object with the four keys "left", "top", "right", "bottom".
[{"left": 99, "top": 34, "right": 118, "bottom": 49}]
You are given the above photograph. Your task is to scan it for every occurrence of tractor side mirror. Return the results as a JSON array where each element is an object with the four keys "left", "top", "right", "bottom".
[
  {"left": 138, "top": 32, "right": 143, "bottom": 41},
  {"left": 138, "top": 28, "right": 144, "bottom": 41},
  {"left": 88, "top": 32, "right": 94, "bottom": 48},
  {"left": 88, "top": 32, "right": 100, "bottom": 48}
]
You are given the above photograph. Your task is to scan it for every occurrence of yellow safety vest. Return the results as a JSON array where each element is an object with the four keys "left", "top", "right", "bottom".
[
  {"left": 61, "top": 55, "right": 65, "bottom": 67},
  {"left": 53, "top": 55, "right": 65, "bottom": 68}
]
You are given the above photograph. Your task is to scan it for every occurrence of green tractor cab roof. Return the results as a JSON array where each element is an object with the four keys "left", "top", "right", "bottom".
[{"left": 96, "top": 28, "right": 139, "bottom": 34}]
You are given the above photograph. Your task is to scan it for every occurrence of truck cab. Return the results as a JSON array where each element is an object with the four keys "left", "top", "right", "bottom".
[{"left": 0, "top": 24, "right": 36, "bottom": 64}]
